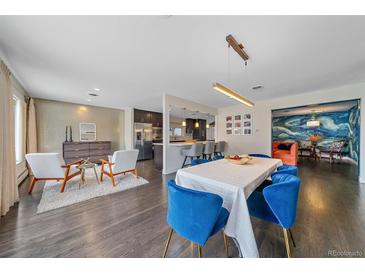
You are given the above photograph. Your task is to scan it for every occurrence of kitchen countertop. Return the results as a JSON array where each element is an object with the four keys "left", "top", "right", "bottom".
[{"left": 153, "top": 141, "right": 209, "bottom": 146}]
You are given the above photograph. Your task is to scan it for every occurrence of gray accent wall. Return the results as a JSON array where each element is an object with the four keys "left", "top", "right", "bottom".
[{"left": 34, "top": 99, "right": 125, "bottom": 154}]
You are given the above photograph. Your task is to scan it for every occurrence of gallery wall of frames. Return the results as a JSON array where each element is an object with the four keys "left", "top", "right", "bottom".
[{"left": 225, "top": 113, "right": 252, "bottom": 135}]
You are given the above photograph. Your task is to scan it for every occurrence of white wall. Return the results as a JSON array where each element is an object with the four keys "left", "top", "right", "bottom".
[
  {"left": 124, "top": 107, "right": 134, "bottom": 150},
  {"left": 216, "top": 82, "right": 365, "bottom": 183},
  {"left": 163, "top": 94, "right": 218, "bottom": 174},
  {"left": 35, "top": 99, "right": 125, "bottom": 153}
]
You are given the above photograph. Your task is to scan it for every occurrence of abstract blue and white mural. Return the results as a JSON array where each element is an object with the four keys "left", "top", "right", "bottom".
[
  {"left": 272, "top": 100, "right": 360, "bottom": 164},
  {"left": 348, "top": 104, "right": 361, "bottom": 163}
]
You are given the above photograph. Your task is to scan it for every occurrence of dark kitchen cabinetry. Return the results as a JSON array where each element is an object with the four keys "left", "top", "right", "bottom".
[
  {"left": 152, "top": 112, "right": 163, "bottom": 127},
  {"left": 185, "top": 119, "right": 207, "bottom": 141},
  {"left": 134, "top": 109, "right": 151, "bottom": 123},
  {"left": 134, "top": 109, "right": 162, "bottom": 127},
  {"left": 196, "top": 120, "right": 206, "bottom": 141},
  {"left": 185, "top": 119, "right": 195, "bottom": 135}
]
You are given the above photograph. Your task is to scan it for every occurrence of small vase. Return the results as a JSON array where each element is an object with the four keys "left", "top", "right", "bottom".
[
  {"left": 65, "top": 126, "right": 69, "bottom": 142},
  {"left": 70, "top": 125, "right": 73, "bottom": 142}
]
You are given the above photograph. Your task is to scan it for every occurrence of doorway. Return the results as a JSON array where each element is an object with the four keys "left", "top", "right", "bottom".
[{"left": 271, "top": 99, "right": 361, "bottom": 177}]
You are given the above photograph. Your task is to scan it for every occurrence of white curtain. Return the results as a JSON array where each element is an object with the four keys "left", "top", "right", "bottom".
[
  {"left": 26, "top": 98, "right": 37, "bottom": 153},
  {"left": 0, "top": 61, "right": 19, "bottom": 216}
]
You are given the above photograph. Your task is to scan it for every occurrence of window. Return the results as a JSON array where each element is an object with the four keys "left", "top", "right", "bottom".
[{"left": 13, "top": 94, "right": 23, "bottom": 164}]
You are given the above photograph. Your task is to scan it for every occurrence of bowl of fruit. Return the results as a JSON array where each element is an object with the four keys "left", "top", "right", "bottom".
[{"left": 225, "top": 154, "right": 252, "bottom": 165}]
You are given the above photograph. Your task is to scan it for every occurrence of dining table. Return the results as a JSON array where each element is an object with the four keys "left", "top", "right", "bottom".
[{"left": 175, "top": 156, "right": 283, "bottom": 258}]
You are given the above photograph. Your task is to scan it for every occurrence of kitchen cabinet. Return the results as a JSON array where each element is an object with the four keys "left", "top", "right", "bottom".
[
  {"left": 185, "top": 118, "right": 206, "bottom": 141},
  {"left": 151, "top": 112, "right": 163, "bottom": 127},
  {"left": 134, "top": 109, "right": 152, "bottom": 123},
  {"left": 134, "top": 109, "right": 162, "bottom": 127}
]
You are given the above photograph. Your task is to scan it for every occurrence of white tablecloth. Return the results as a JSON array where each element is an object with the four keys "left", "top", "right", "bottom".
[{"left": 175, "top": 157, "right": 282, "bottom": 258}]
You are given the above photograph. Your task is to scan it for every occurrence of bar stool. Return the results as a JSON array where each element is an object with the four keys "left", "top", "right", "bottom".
[
  {"left": 214, "top": 141, "right": 226, "bottom": 157},
  {"left": 181, "top": 143, "right": 204, "bottom": 168},
  {"left": 203, "top": 141, "right": 215, "bottom": 160}
]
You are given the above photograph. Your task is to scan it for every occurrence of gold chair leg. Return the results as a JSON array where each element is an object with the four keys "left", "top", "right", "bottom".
[
  {"left": 283, "top": 228, "right": 291, "bottom": 258},
  {"left": 198, "top": 245, "right": 202, "bottom": 258},
  {"left": 162, "top": 228, "right": 173, "bottom": 258},
  {"left": 288, "top": 228, "right": 296, "bottom": 248},
  {"left": 223, "top": 231, "right": 229, "bottom": 257}
]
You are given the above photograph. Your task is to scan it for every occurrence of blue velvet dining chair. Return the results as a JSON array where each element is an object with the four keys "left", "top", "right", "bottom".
[
  {"left": 249, "top": 153, "right": 271, "bottom": 158},
  {"left": 247, "top": 174, "right": 301, "bottom": 257},
  {"left": 191, "top": 158, "right": 209, "bottom": 166},
  {"left": 163, "top": 180, "right": 230, "bottom": 258},
  {"left": 270, "top": 166, "right": 298, "bottom": 182},
  {"left": 212, "top": 155, "right": 224, "bottom": 161},
  {"left": 276, "top": 165, "right": 298, "bottom": 175},
  {"left": 255, "top": 165, "right": 298, "bottom": 192}
]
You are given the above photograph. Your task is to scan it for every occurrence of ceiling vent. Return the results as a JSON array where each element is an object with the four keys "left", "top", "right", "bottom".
[{"left": 251, "top": 85, "right": 263, "bottom": 90}]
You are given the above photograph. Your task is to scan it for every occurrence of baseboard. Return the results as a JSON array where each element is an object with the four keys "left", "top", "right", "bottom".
[
  {"left": 162, "top": 167, "right": 179, "bottom": 175},
  {"left": 342, "top": 156, "right": 358, "bottom": 165},
  {"left": 17, "top": 168, "right": 28, "bottom": 185}
]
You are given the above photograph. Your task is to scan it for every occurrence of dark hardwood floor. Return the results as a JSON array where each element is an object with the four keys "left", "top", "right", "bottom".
[{"left": 0, "top": 158, "right": 364, "bottom": 258}]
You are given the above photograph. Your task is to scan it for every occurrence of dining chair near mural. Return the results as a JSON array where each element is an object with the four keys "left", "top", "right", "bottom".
[
  {"left": 249, "top": 153, "right": 271, "bottom": 158},
  {"left": 203, "top": 141, "right": 215, "bottom": 160},
  {"left": 297, "top": 140, "right": 313, "bottom": 157},
  {"left": 163, "top": 180, "right": 230, "bottom": 258},
  {"left": 214, "top": 141, "right": 226, "bottom": 157},
  {"left": 318, "top": 140, "right": 346, "bottom": 163},
  {"left": 247, "top": 174, "right": 301, "bottom": 257},
  {"left": 191, "top": 159, "right": 209, "bottom": 166},
  {"left": 181, "top": 143, "right": 204, "bottom": 168},
  {"left": 255, "top": 165, "right": 298, "bottom": 192}
]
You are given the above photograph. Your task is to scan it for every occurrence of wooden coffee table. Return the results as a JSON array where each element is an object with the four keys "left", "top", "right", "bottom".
[{"left": 77, "top": 161, "right": 100, "bottom": 188}]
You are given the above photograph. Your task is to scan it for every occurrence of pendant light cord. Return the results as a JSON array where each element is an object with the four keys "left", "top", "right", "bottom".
[{"left": 227, "top": 45, "right": 231, "bottom": 84}]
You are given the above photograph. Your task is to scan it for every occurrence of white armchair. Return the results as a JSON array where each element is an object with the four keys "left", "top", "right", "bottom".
[
  {"left": 100, "top": 149, "right": 139, "bottom": 186},
  {"left": 25, "top": 153, "right": 83, "bottom": 194}
]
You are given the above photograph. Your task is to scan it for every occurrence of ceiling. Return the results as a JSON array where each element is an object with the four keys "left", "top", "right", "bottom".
[
  {"left": 170, "top": 106, "right": 215, "bottom": 123},
  {"left": 272, "top": 100, "right": 359, "bottom": 117},
  {"left": 0, "top": 16, "right": 365, "bottom": 112}
]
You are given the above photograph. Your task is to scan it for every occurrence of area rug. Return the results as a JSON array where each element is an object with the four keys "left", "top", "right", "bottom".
[{"left": 37, "top": 167, "right": 149, "bottom": 214}]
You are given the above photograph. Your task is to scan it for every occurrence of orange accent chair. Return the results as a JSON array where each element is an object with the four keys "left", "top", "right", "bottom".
[{"left": 272, "top": 142, "right": 298, "bottom": 166}]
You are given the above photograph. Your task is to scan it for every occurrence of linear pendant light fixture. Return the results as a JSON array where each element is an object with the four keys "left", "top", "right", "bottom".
[
  {"left": 213, "top": 34, "right": 254, "bottom": 108},
  {"left": 226, "top": 34, "right": 249, "bottom": 66},
  {"left": 213, "top": 82, "right": 254, "bottom": 107}
]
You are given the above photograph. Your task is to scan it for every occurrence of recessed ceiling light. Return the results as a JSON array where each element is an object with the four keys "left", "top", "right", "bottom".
[
  {"left": 87, "top": 99, "right": 92, "bottom": 102},
  {"left": 251, "top": 85, "right": 263, "bottom": 90},
  {"left": 93, "top": 88, "right": 101, "bottom": 91},
  {"left": 88, "top": 93, "right": 99, "bottom": 97}
]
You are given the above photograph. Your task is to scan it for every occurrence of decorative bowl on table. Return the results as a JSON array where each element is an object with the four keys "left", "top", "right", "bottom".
[{"left": 225, "top": 154, "right": 252, "bottom": 165}]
